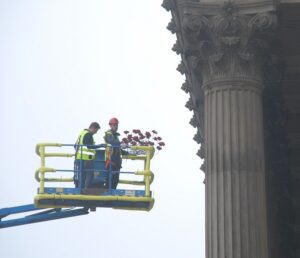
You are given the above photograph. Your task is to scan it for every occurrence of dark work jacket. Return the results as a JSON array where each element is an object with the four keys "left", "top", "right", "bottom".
[{"left": 104, "top": 129, "right": 122, "bottom": 169}]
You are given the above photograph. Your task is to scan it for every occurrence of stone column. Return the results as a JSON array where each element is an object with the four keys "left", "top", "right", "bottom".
[
  {"left": 204, "top": 78, "right": 268, "bottom": 258},
  {"left": 179, "top": 3, "right": 277, "bottom": 258}
]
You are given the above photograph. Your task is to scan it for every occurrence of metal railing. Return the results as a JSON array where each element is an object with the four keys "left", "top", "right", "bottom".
[{"left": 35, "top": 143, "right": 155, "bottom": 197}]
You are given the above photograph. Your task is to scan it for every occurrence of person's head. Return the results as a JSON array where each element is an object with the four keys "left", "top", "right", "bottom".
[
  {"left": 89, "top": 122, "right": 100, "bottom": 135},
  {"left": 109, "top": 117, "right": 119, "bottom": 132}
]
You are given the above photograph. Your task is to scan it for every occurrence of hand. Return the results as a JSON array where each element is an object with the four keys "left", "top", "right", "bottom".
[
  {"left": 128, "top": 149, "right": 137, "bottom": 155},
  {"left": 120, "top": 143, "right": 128, "bottom": 149},
  {"left": 95, "top": 143, "right": 106, "bottom": 148},
  {"left": 135, "top": 150, "right": 147, "bottom": 155}
]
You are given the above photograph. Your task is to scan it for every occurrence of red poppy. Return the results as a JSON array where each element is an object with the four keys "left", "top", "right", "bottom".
[
  {"left": 122, "top": 138, "right": 129, "bottom": 144},
  {"left": 121, "top": 129, "right": 165, "bottom": 151}
]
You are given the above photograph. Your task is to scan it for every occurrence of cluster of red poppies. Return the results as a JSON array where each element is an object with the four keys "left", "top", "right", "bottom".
[{"left": 122, "top": 129, "right": 165, "bottom": 151}]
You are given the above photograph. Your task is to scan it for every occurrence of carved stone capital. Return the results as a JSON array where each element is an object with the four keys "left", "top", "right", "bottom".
[{"left": 181, "top": 2, "right": 277, "bottom": 85}]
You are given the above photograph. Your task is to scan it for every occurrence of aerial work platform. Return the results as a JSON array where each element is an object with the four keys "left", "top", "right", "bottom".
[
  {"left": 34, "top": 143, "right": 155, "bottom": 211},
  {"left": 0, "top": 143, "right": 155, "bottom": 228}
]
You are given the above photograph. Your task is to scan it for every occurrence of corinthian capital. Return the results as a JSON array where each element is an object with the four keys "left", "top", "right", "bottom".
[{"left": 181, "top": 2, "right": 277, "bottom": 86}]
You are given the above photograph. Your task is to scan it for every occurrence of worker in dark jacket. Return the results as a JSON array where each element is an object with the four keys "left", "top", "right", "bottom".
[
  {"left": 104, "top": 117, "right": 123, "bottom": 189},
  {"left": 74, "top": 122, "right": 101, "bottom": 192}
]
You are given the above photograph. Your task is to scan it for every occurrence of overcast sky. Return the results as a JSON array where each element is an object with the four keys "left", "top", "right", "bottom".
[{"left": 0, "top": 1, "right": 205, "bottom": 257}]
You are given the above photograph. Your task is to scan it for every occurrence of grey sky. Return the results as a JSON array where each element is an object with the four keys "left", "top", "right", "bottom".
[{"left": 0, "top": 1, "right": 205, "bottom": 257}]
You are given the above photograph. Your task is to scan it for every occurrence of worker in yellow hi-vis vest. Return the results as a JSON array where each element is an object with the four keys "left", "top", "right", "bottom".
[{"left": 74, "top": 122, "right": 102, "bottom": 192}]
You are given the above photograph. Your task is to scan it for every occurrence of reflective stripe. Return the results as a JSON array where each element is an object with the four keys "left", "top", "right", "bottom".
[
  {"left": 105, "top": 148, "right": 110, "bottom": 168},
  {"left": 76, "top": 130, "right": 96, "bottom": 160},
  {"left": 104, "top": 131, "right": 113, "bottom": 165}
]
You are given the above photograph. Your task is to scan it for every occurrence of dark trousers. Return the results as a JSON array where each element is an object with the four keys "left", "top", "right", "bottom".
[
  {"left": 74, "top": 159, "right": 94, "bottom": 190},
  {"left": 106, "top": 162, "right": 120, "bottom": 189}
]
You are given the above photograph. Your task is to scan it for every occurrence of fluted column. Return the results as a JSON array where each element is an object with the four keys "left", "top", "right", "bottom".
[
  {"left": 204, "top": 78, "right": 268, "bottom": 258},
  {"left": 163, "top": 2, "right": 277, "bottom": 257}
]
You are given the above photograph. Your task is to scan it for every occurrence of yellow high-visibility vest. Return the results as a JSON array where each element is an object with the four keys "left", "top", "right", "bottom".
[{"left": 76, "top": 130, "right": 96, "bottom": 160}]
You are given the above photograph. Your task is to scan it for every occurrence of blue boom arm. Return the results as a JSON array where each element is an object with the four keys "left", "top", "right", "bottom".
[{"left": 0, "top": 204, "right": 89, "bottom": 229}]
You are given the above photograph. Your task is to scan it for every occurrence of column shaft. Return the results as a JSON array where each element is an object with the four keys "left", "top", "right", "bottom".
[{"left": 205, "top": 80, "right": 268, "bottom": 258}]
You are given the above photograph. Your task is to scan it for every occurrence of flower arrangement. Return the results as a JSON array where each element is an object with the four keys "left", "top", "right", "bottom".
[{"left": 121, "top": 129, "right": 166, "bottom": 151}]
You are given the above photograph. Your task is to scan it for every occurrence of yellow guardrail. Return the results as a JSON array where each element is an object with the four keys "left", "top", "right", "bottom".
[
  {"left": 121, "top": 145, "right": 155, "bottom": 197},
  {"left": 35, "top": 143, "right": 155, "bottom": 197},
  {"left": 35, "top": 143, "right": 75, "bottom": 194}
]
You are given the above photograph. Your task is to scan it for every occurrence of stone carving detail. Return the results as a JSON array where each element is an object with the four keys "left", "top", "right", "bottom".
[
  {"left": 200, "top": 161, "right": 206, "bottom": 174},
  {"left": 172, "top": 40, "right": 183, "bottom": 55},
  {"left": 161, "top": 0, "right": 174, "bottom": 12},
  {"left": 197, "top": 145, "right": 205, "bottom": 159},
  {"left": 193, "top": 129, "right": 203, "bottom": 144},
  {"left": 190, "top": 113, "right": 199, "bottom": 128},
  {"left": 249, "top": 12, "right": 276, "bottom": 33},
  {"left": 177, "top": 60, "right": 187, "bottom": 74},
  {"left": 185, "top": 97, "right": 196, "bottom": 111},
  {"left": 181, "top": 2, "right": 277, "bottom": 84},
  {"left": 167, "top": 18, "right": 177, "bottom": 34},
  {"left": 181, "top": 80, "right": 190, "bottom": 93}
]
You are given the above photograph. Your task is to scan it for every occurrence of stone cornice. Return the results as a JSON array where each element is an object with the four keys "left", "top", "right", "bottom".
[{"left": 176, "top": 0, "right": 277, "bottom": 15}]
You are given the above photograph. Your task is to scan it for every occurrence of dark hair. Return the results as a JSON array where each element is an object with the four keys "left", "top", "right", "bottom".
[{"left": 89, "top": 122, "right": 100, "bottom": 129}]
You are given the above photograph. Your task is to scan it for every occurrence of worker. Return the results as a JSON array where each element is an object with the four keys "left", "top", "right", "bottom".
[
  {"left": 104, "top": 117, "right": 124, "bottom": 189},
  {"left": 74, "top": 122, "right": 101, "bottom": 192}
]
